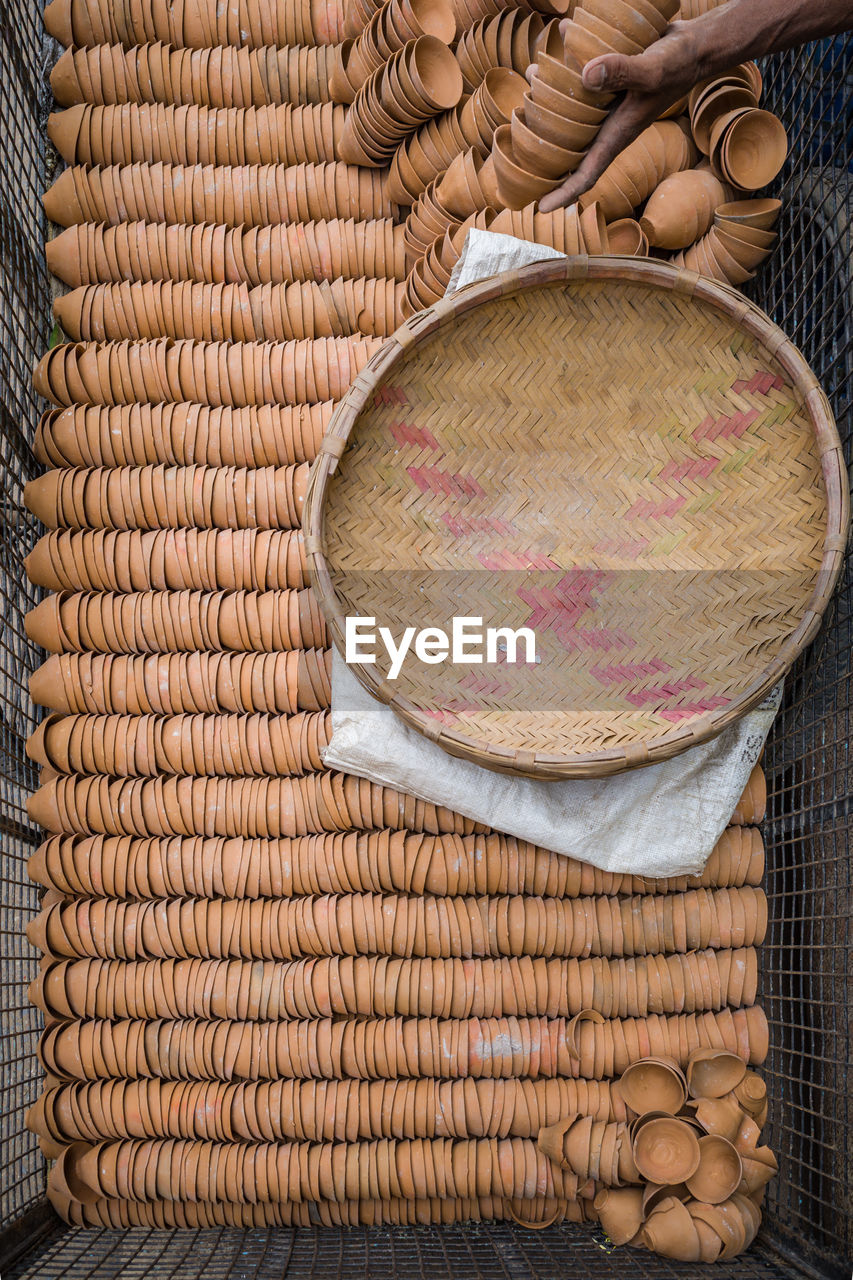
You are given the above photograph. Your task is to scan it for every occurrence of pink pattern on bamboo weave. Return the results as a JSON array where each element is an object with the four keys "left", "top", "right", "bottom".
[
  {"left": 732, "top": 370, "right": 785, "bottom": 396},
  {"left": 476, "top": 550, "right": 562, "bottom": 572},
  {"left": 589, "top": 658, "right": 672, "bottom": 687},
  {"left": 442, "top": 513, "right": 522, "bottom": 541},
  {"left": 625, "top": 674, "right": 708, "bottom": 707},
  {"left": 388, "top": 419, "right": 442, "bottom": 451},
  {"left": 373, "top": 384, "right": 409, "bottom": 406},
  {"left": 692, "top": 406, "right": 760, "bottom": 442},
  {"left": 625, "top": 494, "right": 688, "bottom": 521},
  {"left": 657, "top": 456, "right": 719, "bottom": 484},
  {"left": 407, "top": 466, "right": 486, "bottom": 500}
]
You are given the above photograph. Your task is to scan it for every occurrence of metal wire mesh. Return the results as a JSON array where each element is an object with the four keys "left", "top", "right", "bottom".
[
  {"left": 0, "top": 0, "right": 52, "bottom": 1234},
  {"left": 0, "top": 18, "right": 850, "bottom": 1280},
  {"left": 741, "top": 33, "right": 853, "bottom": 1280},
  {"left": 0, "top": 1221, "right": 810, "bottom": 1280}
]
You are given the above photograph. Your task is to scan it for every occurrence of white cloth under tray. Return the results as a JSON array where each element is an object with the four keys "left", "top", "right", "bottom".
[{"left": 322, "top": 229, "right": 781, "bottom": 878}]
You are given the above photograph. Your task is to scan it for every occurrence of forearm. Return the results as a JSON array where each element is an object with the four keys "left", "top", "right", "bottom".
[{"left": 688, "top": 0, "right": 853, "bottom": 82}]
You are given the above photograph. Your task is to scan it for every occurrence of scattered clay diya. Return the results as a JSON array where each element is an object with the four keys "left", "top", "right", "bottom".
[
  {"left": 618, "top": 1057, "right": 686, "bottom": 1115},
  {"left": 685, "top": 1134, "right": 743, "bottom": 1203},
  {"left": 686, "top": 1048, "right": 748, "bottom": 1098},
  {"left": 633, "top": 1117, "right": 701, "bottom": 1184}
]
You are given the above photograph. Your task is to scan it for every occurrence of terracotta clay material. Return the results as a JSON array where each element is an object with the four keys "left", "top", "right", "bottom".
[
  {"left": 617, "top": 1057, "right": 686, "bottom": 1115},
  {"left": 685, "top": 1134, "right": 743, "bottom": 1203},
  {"left": 639, "top": 167, "right": 729, "bottom": 250},
  {"left": 605, "top": 218, "right": 648, "bottom": 256},
  {"left": 686, "top": 1048, "right": 748, "bottom": 1098},
  {"left": 592, "top": 1186, "right": 643, "bottom": 1245},
  {"left": 642, "top": 1196, "right": 703, "bottom": 1261},
  {"left": 633, "top": 1117, "right": 701, "bottom": 1184}
]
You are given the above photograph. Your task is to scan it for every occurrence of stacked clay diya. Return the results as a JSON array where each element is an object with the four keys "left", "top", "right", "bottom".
[
  {"left": 29, "top": 947, "right": 758, "bottom": 1020},
  {"left": 27, "top": 708, "right": 330, "bottom": 776},
  {"left": 26, "top": 527, "right": 308, "bottom": 592},
  {"left": 673, "top": 199, "right": 782, "bottom": 283},
  {"left": 25, "top": 823, "right": 764, "bottom": 898},
  {"left": 330, "top": 0, "right": 457, "bottom": 102},
  {"left": 23, "top": 583, "right": 327, "bottom": 655},
  {"left": 33, "top": 1008, "right": 767, "bottom": 1083},
  {"left": 40, "top": 1198, "right": 589, "bottom": 1229},
  {"left": 28, "top": 1077, "right": 630, "bottom": 1151},
  {"left": 688, "top": 61, "right": 788, "bottom": 191},
  {"left": 445, "top": 0, "right": 573, "bottom": 31},
  {"left": 46, "top": 218, "right": 408, "bottom": 287},
  {"left": 52, "top": 277, "right": 406, "bottom": 341},
  {"left": 25, "top": 880, "right": 769, "bottom": 956},
  {"left": 26, "top": 768, "right": 482, "bottom": 837},
  {"left": 43, "top": 160, "right": 394, "bottom": 229},
  {"left": 48, "top": 102, "right": 349, "bottom": 167},
  {"left": 29, "top": 649, "right": 333, "bottom": 716},
  {"left": 32, "top": 336, "right": 384, "bottom": 408},
  {"left": 388, "top": 66, "right": 527, "bottom": 205},
  {"left": 455, "top": 10, "right": 562, "bottom": 91},
  {"left": 401, "top": 200, "right": 609, "bottom": 312},
  {"left": 538, "top": 1049, "right": 777, "bottom": 1258},
  {"left": 488, "top": 0, "right": 663, "bottom": 208},
  {"left": 33, "top": 401, "right": 336, "bottom": 468},
  {"left": 44, "top": 0, "right": 348, "bottom": 49},
  {"left": 338, "top": 36, "right": 464, "bottom": 164},
  {"left": 49, "top": 41, "right": 341, "bottom": 108}
]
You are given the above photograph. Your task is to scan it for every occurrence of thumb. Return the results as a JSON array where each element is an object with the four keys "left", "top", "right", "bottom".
[{"left": 581, "top": 50, "right": 663, "bottom": 94}]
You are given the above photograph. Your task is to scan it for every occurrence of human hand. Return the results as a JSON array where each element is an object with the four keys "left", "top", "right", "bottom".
[{"left": 537, "top": 20, "right": 706, "bottom": 213}]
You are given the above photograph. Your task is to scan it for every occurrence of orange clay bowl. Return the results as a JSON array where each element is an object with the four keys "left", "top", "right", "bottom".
[
  {"left": 534, "top": 52, "right": 614, "bottom": 107},
  {"left": 522, "top": 93, "right": 599, "bottom": 152},
  {"left": 490, "top": 123, "right": 555, "bottom": 208},
  {"left": 510, "top": 107, "right": 584, "bottom": 178},
  {"left": 528, "top": 74, "right": 608, "bottom": 125},
  {"left": 303, "top": 257, "right": 846, "bottom": 779}
]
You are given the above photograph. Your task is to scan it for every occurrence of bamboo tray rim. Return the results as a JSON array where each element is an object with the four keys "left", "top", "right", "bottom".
[{"left": 303, "top": 256, "right": 849, "bottom": 780}]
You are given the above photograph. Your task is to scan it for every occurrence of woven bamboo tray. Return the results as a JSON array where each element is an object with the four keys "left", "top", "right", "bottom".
[{"left": 303, "top": 258, "right": 848, "bottom": 779}]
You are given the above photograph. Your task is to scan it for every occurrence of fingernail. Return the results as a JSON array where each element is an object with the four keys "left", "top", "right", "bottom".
[{"left": 585, "top": 64, "right": 607, "bottom": 88}]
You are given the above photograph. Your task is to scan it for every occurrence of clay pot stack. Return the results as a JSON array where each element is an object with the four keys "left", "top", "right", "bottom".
[
  {"left": 44, "top": 162, "right": 393, "bottom": 228},
  {"left": 330, "top": 0, "right": 457, "bottom": 103},
  {"left": 488, "top": 0, "right": 667, "bottom": 210},
  {"left": 48, "top": 103, "right": 348, "bottom": 167},
  {"left": 47, "top": 219, "right": 408, "bottom": 288},
  {"left": 337, "top": 36, "right": 464, "bottom": 165},
  {"left": 448, "top": 0, "right": 571, "bottom": 31},
  {"left": 30, "top": 0, "right": 779, "bottom": 1246},
  {"left": 35, "top": 402, "right": 335, "bottom": 468},
  {"left": 52, "top": 277, "right": 405, "bottom": 341},
  {"left": 389, "top": 66, "right": 527, "bottom": 205},
  {"left": 50, "top": 42, "right": 341, "bottom": 108},
  {"left": 44, "top": 0, "right": 347, "bottom": 48},
  {"left": 673, "top": 198, "right": 781, "bottom": 284},
  {"left": 31, "top": 948, "right": 758, "bottom": 1019},
  {"left": 33, "top": 336, "right": 383, "bottom": 406},
  {"left": 686, "top": 61, "right": 789, "bottom": 193},
  {"left": 455, "top": 11, "right": 562, "bottom": 91},
  {"left": 27, "top": 824, "right": 765, "bottom": 897}
]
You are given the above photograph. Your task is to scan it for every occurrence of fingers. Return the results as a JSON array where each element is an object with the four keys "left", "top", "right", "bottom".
[
  {"left": 537, "top": 94, "right": 661, "bottom": 212},
  {"left": 537, "top": 174, "right": 587, "bottom": 215},
  {"left": 580, "top": 51, "right": 664, "bottom": 94}
]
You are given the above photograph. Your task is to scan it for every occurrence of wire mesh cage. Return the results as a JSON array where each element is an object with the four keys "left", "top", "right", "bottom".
[{"left": 0, "top": 6, "right": 849, "bottom": 1279}]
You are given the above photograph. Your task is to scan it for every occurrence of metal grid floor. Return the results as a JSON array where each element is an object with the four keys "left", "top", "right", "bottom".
[{"left": 2, "top": 1222, "right": 811, "bottom": 1280}]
